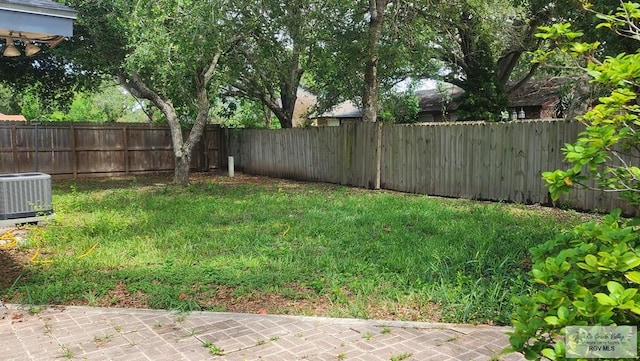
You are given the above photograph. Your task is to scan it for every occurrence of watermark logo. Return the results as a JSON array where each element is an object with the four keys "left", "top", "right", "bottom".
[{"left": 566, "top": 326, "right": 637, "bottom": 359}]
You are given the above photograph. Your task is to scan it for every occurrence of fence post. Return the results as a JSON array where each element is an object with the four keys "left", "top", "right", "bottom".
[{"left": 228, "top": 156, "right": 234, "bottom": 177}]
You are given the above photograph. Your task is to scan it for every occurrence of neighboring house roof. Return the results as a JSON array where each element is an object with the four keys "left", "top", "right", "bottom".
[
  {"left": 0, "top": 0, "right": 77, "bottom": 43},
  {"left": 418, "top": 78, "right": 574, "bottom": 114},
  {"left": 304, "top": 78, "right": 574, "bottom": 120},
  {"left": 417, "top": 85, "right": 464, "bottom": 113},
  {"left": 0, "top": 113, "right": 27, "bottom": 121},
  {"left": 508, "top": 77, "right": 569, "bottom": 107},
  {"left": 315, "top": 100, "right": 362, "bottom": 119}
]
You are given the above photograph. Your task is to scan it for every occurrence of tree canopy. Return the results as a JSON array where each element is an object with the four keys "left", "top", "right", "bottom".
[
  {"left": 2, "top": 0, "right": 631, "bottom": 182},
  {"left": 56, "top": 0, "right": 258, "bottom": 185}
]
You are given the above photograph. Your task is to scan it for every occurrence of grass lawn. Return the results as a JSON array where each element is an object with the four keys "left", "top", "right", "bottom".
[{"left": 0, "top": 172, "right": 592, "bottom": 325}]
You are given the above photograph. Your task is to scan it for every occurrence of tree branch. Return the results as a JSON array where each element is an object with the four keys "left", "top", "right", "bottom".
[
  {"left": 507, "top": 63, "right": 540, "bottom": 93},
  {"left": 117, "top": 73, "right": 174, "bottom": 116},
  {"left": 203, "top": 51, "right": 222, "bottom": 85}
]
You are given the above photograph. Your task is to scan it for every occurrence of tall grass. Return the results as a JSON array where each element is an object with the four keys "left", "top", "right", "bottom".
[{"left": 2, "top": 175, "right": 588, "bottom": 324}]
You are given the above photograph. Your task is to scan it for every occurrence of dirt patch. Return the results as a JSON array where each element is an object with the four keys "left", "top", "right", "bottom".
[
  {"left": 97, "top": 282, "right": 149, "bottom": 308},
  {"left": 0, "top": 250, "right": 26, "bottom": 291},
  {"left": 188, "top": 284, "right": 441, "bottom": 321},
  {"left": 0, "top": 227, "right": 33, "bottom": 291},
  {"left": 195, "top": 284, "right": 334, "bottom": 316}
]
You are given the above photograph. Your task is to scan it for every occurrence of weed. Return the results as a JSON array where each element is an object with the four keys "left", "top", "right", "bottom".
[
  {"left": 362, "top": 332, "right": 374, "bottom": 340},
  {"left": 153, "top": 322, "right": 163, "bottom": 328},
  {"left": 174, "top": 312, "right": 188, "bottom": 322},
  {"left": 445, "top": 335, "right": 459, "bottom": 342},
  {"left": 83, "top": 292, "right": 99, "bottom": 307},
  {"left": 93, "top": 334, "right": 113, "bottom": 344},
  {"left": 256, "top": 340, "right": 267, "bottom": 346},
  {"left": 202, "top": 341, "right": 224, "bottom": 356},
  {"left": 337, "top": 352, "right": 347, "bottom": 360},
  {"left": 380, "top": 327, "right": 392, "bottom": 335},
  {"left": 390, "top": 352, "right": 412, "bottom": 361},
  {"left": 60, "top": 345, "right": 73, "bottom": 359}
]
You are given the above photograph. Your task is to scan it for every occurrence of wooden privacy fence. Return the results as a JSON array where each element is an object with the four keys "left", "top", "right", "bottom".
[
  {"left": 0, "top": 122, "right": 224, "bottom": 177},
  {"left": 228, "top": 120, "right": 633, "bottom": 214},
  {"left": 227, "top": 122, "right": 380, "bottom": 188}
]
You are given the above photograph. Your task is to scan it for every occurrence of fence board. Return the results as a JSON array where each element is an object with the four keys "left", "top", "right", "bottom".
[
  {"left": 0, "top": 122, "right": 222, "bottom": 177},
  {"left": 229, "top": 120, "right": 635, "bottom": 214}
]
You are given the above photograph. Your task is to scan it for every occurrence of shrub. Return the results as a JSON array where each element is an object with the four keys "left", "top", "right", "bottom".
[
  {"left": 508, "top": 2, "right": 640, "bottom": 360},
  {"left": 508, "top": 209, "right": 640, "bottom": 360}
]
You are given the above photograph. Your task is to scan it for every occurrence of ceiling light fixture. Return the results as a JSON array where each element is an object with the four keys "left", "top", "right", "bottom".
[
  {"left": 24, "top": 42, "right": 41, "bottom": 56},
  {"left": 3, "top": 37, "right": 21, "bottom": 57}
]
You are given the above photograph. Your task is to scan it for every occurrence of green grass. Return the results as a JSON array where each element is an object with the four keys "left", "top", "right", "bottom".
[{"left": 1, "top": 174, "right": 589, "bottom": 324}]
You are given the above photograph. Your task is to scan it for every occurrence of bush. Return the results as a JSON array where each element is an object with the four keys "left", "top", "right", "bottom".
[
  {"left": 509, "top": 2, "right": 640, "bottom": 360},
  {"left": 508, "top": 209, "right": 640, "bottom": 360}
]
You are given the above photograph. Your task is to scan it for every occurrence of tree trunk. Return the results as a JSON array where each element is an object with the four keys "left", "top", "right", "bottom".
[
  {"left": 362, "top": 0, "right": 387, "bottom": 123},
  {"left": 277, "top": 113, "right": 293, "bottom": 128},
  {"left": 118, "top": 70, "right": 215, "bottom": 186},
  {"left": 264, "top": 106, "right": 272, "bottom": 128},
  {"left": 117, "top": 48, "right": 222, "bottom": 186},
  {"left": 275, "top": 43, "right": 303, "bottom": 128},
  {"left": 174, "top": 153, "right": 191, "bottom": 186}
]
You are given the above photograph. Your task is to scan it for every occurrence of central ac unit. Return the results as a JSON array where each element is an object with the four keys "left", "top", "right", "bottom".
[{"left": 0, "top": 173, "right": 53, "bottom": 227}]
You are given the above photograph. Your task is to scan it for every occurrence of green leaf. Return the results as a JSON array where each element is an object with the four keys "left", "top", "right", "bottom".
[
  {"left": 594, "top": 293, "right": 616, "bottom": 306},
  {"left": 622, "top": 288, "right": 638, "bottom": 299},
  {"left": 524, "top": 348, "right": 539, "bottom": 360},
  {"left": 508, "top": 335, "right": 524, "bottom": 349},
  {"left": 541, "top": 348, "right": 557, "bottom": 360},
  {"left": 607, "top": 281, "right": 624, "bottom": 294},
  {"left": 584, "top": 254, "right": 598, "bottom": 267},
  {"left": 558, "top": 306, "right": 569, "bottom": 320},
  {"left": 620, "top": 253, "right": 640, "bottom": 270},
  {"left": 625, "top": 271, "right": 640, "bottom": 284},
  {"left": 545, "top": 316, "right": 560, "bottom": 325}
]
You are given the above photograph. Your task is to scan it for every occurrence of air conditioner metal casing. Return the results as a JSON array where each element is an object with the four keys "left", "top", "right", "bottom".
[{"left": 0, "top": 173, "right": 53, "bottom": 226}]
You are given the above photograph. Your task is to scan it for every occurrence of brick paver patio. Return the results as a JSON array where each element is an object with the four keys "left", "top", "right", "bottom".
[{"left": 1, "top": 304, "right": 525, "bottom": 360}]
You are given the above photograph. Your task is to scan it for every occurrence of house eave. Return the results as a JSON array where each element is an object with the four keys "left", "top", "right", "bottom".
[
  {"left": 0, "top": 0, "right": 77, "bottom": 19},
  {"left": 0, "top": 0, "right": 77, "bottom": 38}
]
